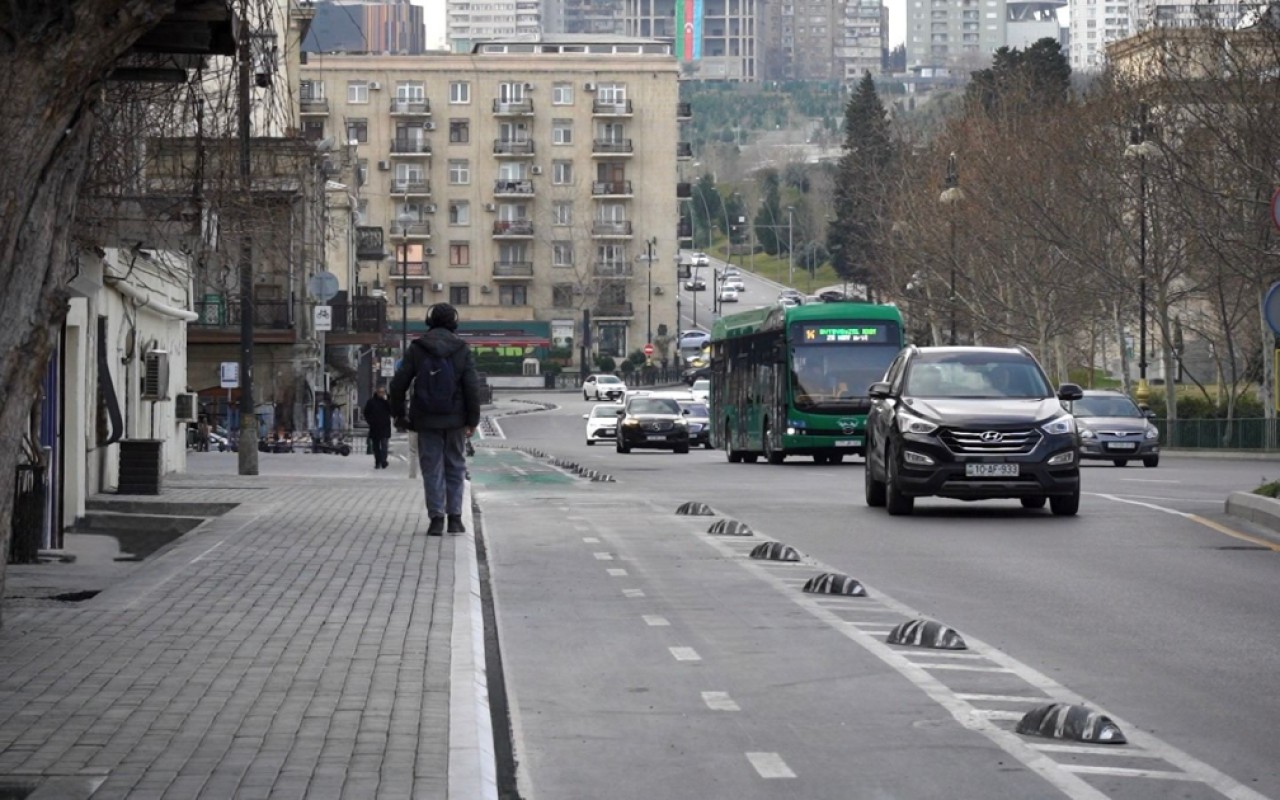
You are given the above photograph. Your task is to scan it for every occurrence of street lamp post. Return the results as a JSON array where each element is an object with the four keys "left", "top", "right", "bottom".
[
  {"left": 645, "top": 237, "right": 655, "bottom": 347},
  {"left": 1125, "top": 109, "right": 1157, "bottom": 406},
  {"left": 397, "top": 211, "right": 413, "bottom": 357},
  {"left": 939, "top": 153, "right": 963, "bottom": 346},
  {"left": 787, "top": 206, "right": 795, "bottom": 285}
]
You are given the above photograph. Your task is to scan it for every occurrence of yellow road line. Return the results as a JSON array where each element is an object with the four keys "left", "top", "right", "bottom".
[{"left": 1186, "top": 514, "right": 1280, "bottom": 551}]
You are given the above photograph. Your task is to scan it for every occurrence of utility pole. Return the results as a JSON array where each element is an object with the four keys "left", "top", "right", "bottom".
[{"left": 237, "top": 0, "right": 259, "bottom": 475}]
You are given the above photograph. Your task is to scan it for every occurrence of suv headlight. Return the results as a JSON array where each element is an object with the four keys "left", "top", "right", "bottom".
[
  {"left": 1040, "top": 415, "right": 1074, "bottom": 436},
  {"left": 1145, "top": 425, "right": 1158, "bottom": 440},
  {"left": 897, "top": 411, "right": 938, "bottom": 435}
]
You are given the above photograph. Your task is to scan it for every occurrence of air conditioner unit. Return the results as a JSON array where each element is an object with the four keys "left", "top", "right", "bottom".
[
  {"left": 524, "top": 82, "right": 534, "bottom": 91},
  {"left": 377, "top": 160, "right": 390, "bottom": 171},
  {"left": 584, "top": 82, "right": 596, "bottom": 92},
  {"left": 480, "top": 285, "right": 492, "bottom": 294},
  {"left": 484, "top": 203, "right": 497, "bottom": 212},
  {"left": 369, "top": 81, "right": 382, "bottom": 91},
  {"left": 424, "top": 121, "right": 436, "bottom": 131},
  {"left": 431, "top": 282, "right": 444, "bottom": 292},
  {"left": 425, "top": 246, "right": 437, "bottom": 256},
  {"left": 423, "top": 203, "right": 437, "bottom": 214},
  {"left": 174, "top": 393, "right": 198, "bottom": 423},
  {"left": 530, "top": 165, "right": 543, "bottom": 175},
  {"left": 653, "top": 286, "right": 664, "bottom": 295},
  {"left": 141, "top": 351, "right": 170, "bottom": 400}
]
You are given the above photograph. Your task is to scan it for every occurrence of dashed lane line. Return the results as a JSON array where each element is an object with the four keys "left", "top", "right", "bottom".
[
  {"left": 701, "top": 691, "right": 740, "bottom": 712},
  {"left": 745, "top": 752, "right": 796, "bottom": 779},
  {"left": 669, "top": 646, "right": 701, "bottom": 662}
]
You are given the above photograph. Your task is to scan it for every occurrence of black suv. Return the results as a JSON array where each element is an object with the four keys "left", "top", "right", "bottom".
[
  {"left": 616, "top": 396, "right": 691, "bottom": 454},
  {"left": 865, "top": 346, "right": 1083, "bottom": 516}
]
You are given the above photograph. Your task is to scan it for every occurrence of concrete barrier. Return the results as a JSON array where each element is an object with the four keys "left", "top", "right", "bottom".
[{"left": 1225, "top": 491, "right": 1280, "bottom": 531}]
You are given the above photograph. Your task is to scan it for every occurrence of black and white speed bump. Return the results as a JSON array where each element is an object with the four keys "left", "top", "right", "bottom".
[
  {"left": 676, "top": 502, "right": 715, "bottom": 516},
  {"left": 1016, "top": 703, "right": 1127, "bottom": 745},
  {"left": 707, "top": 519, "right": 753, "bottom": 536},
  {"left": 886, "top": 618, "right": 968, "bottom": 650},
  {"left": 749, "top": 542, "right": 802, "bottom": 562},
  {"left": 802, "top": 573, "right": 866, "bottom": 596}
]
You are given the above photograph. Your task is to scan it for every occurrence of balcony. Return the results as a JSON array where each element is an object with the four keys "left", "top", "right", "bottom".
[
  {"left": 191, "top": 298, "right": 295, "bottom": 344},
  {"left": 325, "top": 296, "right": 387, "bottom": 344},
  {"left": 390, "top": 137, "right": 432, "bottom": 156},
  {"left": 677, "top": 182, "right": 692, "bottom": 199},
  {"left": 592, "top": 301, "right": 634, "bottom": 318},
  {"left": 677, "top": 101, "right": 692, "bottom": 120},
  {"left": 387, "top": 261, "right": 429, "bottom": 279},
  {"left": 389, "top": 221, "right": 431, "bottom": 239},
  {"left": 677, "top": 221, "right": 693, "bottom": 239},
  {"left": 390, "top": 98, "right": 430, "bottom": 115},
  {"left": 593, "top": 262, "right": 634, "bottom": 278},
  {"left": 390, "top": 178, "right": 430, "bottom": 196},
  {"left": 492, "top": 98, "right": 534, "bottom": 115},
  {"left": 493, "top": 139, "right": 535, "bottom": 157},
  {"left": 592, "top": 180, "right": 633, "bottom": 197},
  {"left": 592, "top": 138, "right": 634, "bottom": 157},
  {"left": 492, "top": 219, "right": 534, "bottom": 237},
  {"left": 677, "top": 142, "right": 693, "bottom": 159},
  {"left": 592, "top": 220, "right": 633, "bottom": 238},
  {"left": 592, "top": 99, "right": 633, "bottom": 116},
  {"left": 492, "top": 261, "right": 534, "bottom": 280},
  {"left": 300, "top": 97, "right": 329, "bottom": 116},
  {"left": 494, "top": 178, "right": 534, "bottom": 197}
]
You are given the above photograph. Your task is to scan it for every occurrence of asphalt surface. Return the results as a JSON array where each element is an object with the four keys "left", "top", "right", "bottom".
[{"left": 477, "top": 392, "right": 1280, "bottom": 800}]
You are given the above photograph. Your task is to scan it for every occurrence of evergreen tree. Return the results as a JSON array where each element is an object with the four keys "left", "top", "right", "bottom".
[
  {"left": 753, "top": 171, "right": 784, "bottom": 256},
  {"left": 827, "top": 72, "right": 894, "bottom": 292},
  {"left": 966, "top": 38, "right": 1071, "bottom": 117}
]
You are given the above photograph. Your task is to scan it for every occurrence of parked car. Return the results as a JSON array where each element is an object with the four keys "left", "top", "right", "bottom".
[
  {"left": 718, "top": 286, "right": 739, "bottom": 303},
  {"left": 615, "top": 395, "right": 690, "bottom": 454},
  {"left": 690, "top": 378, "right": 710, "bottom": 404},
  {"left": 583, "top": 373, "right": 627, "bottom": 401},
  {"left": 1069, "top": 389, "right": 1160, "bottom": 467},
  {"left": 678, "top": 400, "right": 712, "bottom": 449},
  {"left": 864, "top": 345, "right": 1083, "bottom": 516},
  {"left": 583, "top": 403, "right": 621, "bottom": 445}
]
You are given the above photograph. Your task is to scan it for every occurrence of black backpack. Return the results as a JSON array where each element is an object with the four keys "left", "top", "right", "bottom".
[{"left": 414, "top": 345, "right": 459, "bottom": 415}]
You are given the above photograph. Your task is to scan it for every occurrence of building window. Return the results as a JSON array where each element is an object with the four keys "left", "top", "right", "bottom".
[
  {"left": 396, "top": 81, "right": 425, "bottom": 101},
  {"left": 597, "top": 322, "right": 627, "bottom": 357},
  {"left": 450, "top": 81, "right": 470, "bottom": 104},
  {"left": 449, "top": 119, "right": 470, "bottom": 143},
  {"left": 448, "top": 160, "right": 470, "bottom": 185},
  {"left": 395, "top": 285, "right": 424, "bottom": 305},
  {"left": 552, "top": 82, "right": 574, "bottom": 104},
  {"left": 356, "top": 159, "right": 368, "bottom": 186},
  {"left": 552, "top": 202, "right": 572, "bottom": 226},
  {"left": 449, "top": 201, "right": 470, "bottom": 225},
  {"left": 552, "top": 119, "right": 573, "bottom": 145},
  {"left": 301, "top": 80, "right": 324, "bottom": 100},
  {"left": 348, "top": 81, "right": 368, "bottom": 103},
  {"left": 346, "top": 118, "right": 367, "bottom": 144},
  {"left": 553, "top": 241, "right": 574, "bottom": 266},
  {"left": 303, "top": 120, "right": 324, "bottom": 141},
  {"left": 553, "top": 160, "right": 573, "bottom": 184},
  {"left": 450, "top": 243, "right": 470, "bottom": 266},
  {"left": 552, "top": 284, "right": 574, "bottom": 307},
  {"left": 450, "top": 285, "right": 471, "bottom": 305},
  {"left": 499, "top": 285, "right": 528, "bottom": 306}
]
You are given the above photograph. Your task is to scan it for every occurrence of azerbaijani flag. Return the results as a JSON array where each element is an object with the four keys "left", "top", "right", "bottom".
[{"left": 675, "top": 0, "right": 701, "bottom": 61}]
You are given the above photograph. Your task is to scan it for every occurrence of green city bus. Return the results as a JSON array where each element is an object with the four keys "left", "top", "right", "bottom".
[{"left": 709, "top": 302, "right": 906, "bottom": 463}]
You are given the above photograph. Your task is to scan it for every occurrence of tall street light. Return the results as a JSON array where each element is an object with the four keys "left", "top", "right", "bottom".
[
  {"left": 787, "top": 206, "right": 795, "bottom": 285},
  {"left": 645, "top": 237, "right": 656, "bottom": 347},
  {"left": 397, "top": 211, "right": 413, "bottom": 356},
  {"left": 939, "top": 152, "right": 963, "bottom": 346},
  {"left": 1125, "top": 108, "right": 1158, "bottom": 406}
]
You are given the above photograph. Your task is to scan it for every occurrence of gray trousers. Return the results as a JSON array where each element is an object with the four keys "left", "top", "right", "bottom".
[{"left": 417, "top": 427, "right": 467, "bottom": 518}]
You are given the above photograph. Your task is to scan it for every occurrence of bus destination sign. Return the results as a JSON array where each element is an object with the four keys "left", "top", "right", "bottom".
[{"left": 793, "top": 322, "right": 895, "bottom": 345}]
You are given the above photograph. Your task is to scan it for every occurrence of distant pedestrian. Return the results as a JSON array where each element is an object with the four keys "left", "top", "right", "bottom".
[
  {"left": 196, "top": 415, "right": 211, "bottom": 452},
  {"left": 390, "top": 303, "right": 481, "bottom": 536},
  {"left": 363, "top": 387, "right": 393, "bottom": 469},
  {"left": 331, "top": 405, "right": 345, "bottom": 437}
]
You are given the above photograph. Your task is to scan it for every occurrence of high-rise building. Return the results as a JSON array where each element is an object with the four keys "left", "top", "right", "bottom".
[
  {"left": 905, "top": 0, "right": 1010, "bottom": 72},
  {"left": 304, "top": 0, "right": 428, "bottom": 54},
  {"left": 447, "top": 0, "right": 542, "bottom": 52},
  {"left": 1069, "top": 0, "right": 1144, "bottom": 70},
  {"left": 627, "top": 0, "right": 758, "bottom": 81}
]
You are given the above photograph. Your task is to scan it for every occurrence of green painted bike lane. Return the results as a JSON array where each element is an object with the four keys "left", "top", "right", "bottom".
[{"left": 469, "top": 446, "right": 576, "bottom": 487}]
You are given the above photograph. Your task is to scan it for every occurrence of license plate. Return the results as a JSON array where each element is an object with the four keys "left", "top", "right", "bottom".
[
  {"left": 646, "top": 435, "right": 667, "bottom": 441},
  {"left": 835, "top": 439, "right": 863, "bottom": 447},
  {"left": 965, "top": 463, "right": 1019, "bottom": 477},
  {"left": 1108, "top": 442, "right": 1137, "bottom": 450},
  {"left": 601, "top": 429, "right": 615, "bottom": 436}
]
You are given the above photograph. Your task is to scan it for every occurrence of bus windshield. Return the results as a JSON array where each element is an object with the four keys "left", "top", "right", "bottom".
[{"left": 791, "top": 344, "right": 901, "bottom": 410}]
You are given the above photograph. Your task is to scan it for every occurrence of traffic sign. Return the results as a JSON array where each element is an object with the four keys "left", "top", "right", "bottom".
[
  {"left": 643, "top": 343, "right": 655, "bottom": 356},
  {"left": 380, "top": 357, "right": 396, "bottom": 377},
  {"left": 219, "top": 361, "right": 239, "bottom": 389},
  {"left": 314, "top": 305, "right": 333, "bottom": 331},
  {"left": 1271, "top": 188, "right": 1280, "bottom": 231},
  {"left": 308, "top": 271, "right": 340, "bottom": 303},
  {"left": 1266, "top": 282, "right": 1280, "bottom": 336}
]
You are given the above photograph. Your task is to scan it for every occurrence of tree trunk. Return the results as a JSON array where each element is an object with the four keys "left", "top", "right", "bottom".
[
  {"left": 0, "top": 0, "right": 175, "bottom": 625},
  {"left": 1113, "top": 299, "right": 1132, "bottom": 397}
]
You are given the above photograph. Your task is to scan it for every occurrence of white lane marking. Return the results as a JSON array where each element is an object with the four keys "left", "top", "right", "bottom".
[
  {"left": 956, "top": 694, "right": 1047, "bottom": 704},
  {"left": 1118, "top": 478, "right": 1180, "bottom": 483},
  {"left": 972, "top": 709, "right": 1026, "bottom": 721},
  {"left": 1094, "top": 493, "right": 1189, "bottom": 516},
  {"left": 606, "top": 568, "right": 627, "bottom": 576},
  {"left": 1030, "top": 743, "right": 1162, "bottom": 758},
  {"left": 669, "top": 647, "right": 701, "bottom": 662},
  {"left": 642, "top": 615, "right": 670, "bottom": 627},
  {"left": 906, "top": 663, "right": 1016, "bottom": 673},
  {"left": 702, "top": 691, "right": 740, "bottom": 711},
  {"left": 512, "top": 467, "right": 527, "bottom": 476},
  {"left": 582, "top": 536, "right": 600, "bottom": 543},
  {"left": 486, "top": 417, "right": 506, "bottom": 439},
  {"left": 593, "top": 552, "right": 614, "bottom": 560},
  {"left": 746, "top": 752, "right": 796, "bottom": 779},
  {"left": 190, "top": 540, "right": 225, "bottom": 563},
  {"left": 1111, "top": 495, "right": 1219, "bottom": 503},
  {"left": 889, "top": 650, "right": 988, "bottom": 660},
  {"left": 1062, "top": 766, "right": 1195, "bottom": 781},
  {"left": 622, "top": 588, "right": 645, "bottom": 598}
]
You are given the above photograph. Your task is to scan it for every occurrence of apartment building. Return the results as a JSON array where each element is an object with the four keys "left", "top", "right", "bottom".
[
  {"left": 1069, "top": 0, "right": 1147, "bottom": 70},
  {"left": 304, "top": 0, "right": 429, "bottom": 54},
  {"left": 626, "top": 0, "right": 758, "bottom": 81},
  {"left": 447, "top": 0, "right": 542, "bottom": 52},
  {"left": 905, "top": 0, "right": 1010, "bottom": 72},
  {"left": 298, "top": 36, "right": 687, "bottom": 369}
]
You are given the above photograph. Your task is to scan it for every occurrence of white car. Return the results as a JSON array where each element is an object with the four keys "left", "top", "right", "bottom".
[
  {"left": 690, "top": 378, "right": 710, "bottom": 404},
  {"left": 691, "top": 252, "right": 710, "bottom": 266},
  {"left": 583, "top": 404, "right": 621, "bottom": 445},
  {"left": 583, "top": 373, "right": 627, "bottom": 401},
  {"left": 718, "top": 285, "right": 739, "bottom": 303},
  {"left": 722, "top": 276, "right": 746, "bottom": 292},
  {"left": 678, "top": 330, "right": 710, "bottom": 350}
]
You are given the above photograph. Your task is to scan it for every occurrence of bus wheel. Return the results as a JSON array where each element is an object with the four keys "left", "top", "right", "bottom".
[
  {"left": 743, "top": 454, "right": 759, "bottom": 463},
  {"left": 764, "top": 422, "right": 785, "bottom": 464},
  {"left": 813, "top": 454, "right": 828, "bottom": 464},
  {"left": 830, "top": 454, "right": 844, "bottom": 464},
  {"left": 725, "top": 423, "right": 743, "bottom": 463}
]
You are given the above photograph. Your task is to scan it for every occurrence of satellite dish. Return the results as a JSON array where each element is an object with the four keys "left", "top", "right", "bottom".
[{"left": 315, "top": 136, "right": 335, "bottom": 151}]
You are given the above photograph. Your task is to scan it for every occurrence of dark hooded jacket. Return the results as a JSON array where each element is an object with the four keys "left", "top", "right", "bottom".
[{"left": 389, "top": 326, "right": 481, "bottom": 431}]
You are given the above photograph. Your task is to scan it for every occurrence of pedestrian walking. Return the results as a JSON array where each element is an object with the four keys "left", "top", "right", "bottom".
[
  {"left": 363, "top": 386, "right": 393, "bottom": 469},
  {"left": 390, "top": 303, "right": 481, "bottom": 536}
]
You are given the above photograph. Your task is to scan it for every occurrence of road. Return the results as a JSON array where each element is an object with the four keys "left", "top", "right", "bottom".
[
  {"left": 474, "top": 394, "right": 1280, "bottom": 800},
  {"left": 678, "top": 251, "right": 782, "bottom": 333}
]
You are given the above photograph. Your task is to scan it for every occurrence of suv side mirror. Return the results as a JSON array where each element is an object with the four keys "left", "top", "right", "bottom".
[
  {"left": 615, "top": 409, "right": 625, "bottom": 417},
  {"left": 1142, "top": 408, "right": 1157, "bottom": 419},
  {"left": 1056, "top": 383, "right": 1084, "bottom": 402},
  {"left": 868, "top": 381, "right": 892, "bottom": 399}
]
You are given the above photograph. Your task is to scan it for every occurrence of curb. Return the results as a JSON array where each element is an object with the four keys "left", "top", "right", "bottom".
[{"left": 1224, "top": 491, "right": 1280, "bottom": 534}]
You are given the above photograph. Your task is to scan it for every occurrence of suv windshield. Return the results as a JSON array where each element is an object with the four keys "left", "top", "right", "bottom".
[
  {"left": 628, "top": 398, "right": 679, "bottom": 415},
  {"left": 1072, "top": 395, "right": 1142, "bottom": 417},
  {"left": 904, "top": 352, "right": 1052, "bottom": 399}
]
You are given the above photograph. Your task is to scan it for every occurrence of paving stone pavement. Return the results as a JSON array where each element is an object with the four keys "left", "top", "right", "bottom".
[{"left": 0, "top": 448, "right": 491, "bottom": 800}]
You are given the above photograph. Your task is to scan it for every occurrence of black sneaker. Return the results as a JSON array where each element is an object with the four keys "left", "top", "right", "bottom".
[
  {"left": 427, "top": 516, "right": 445, "bottom": 536},
  {"left": 447, "top": 514, "right": 465, "bottom": 534}
]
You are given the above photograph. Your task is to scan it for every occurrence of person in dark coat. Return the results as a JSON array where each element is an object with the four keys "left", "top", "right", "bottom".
[
  {"left": 389, "top": 303, "right": 481, "bottom": 535},
  {"left": 362, "top": 386, "right": 394, "bottom": 469}
]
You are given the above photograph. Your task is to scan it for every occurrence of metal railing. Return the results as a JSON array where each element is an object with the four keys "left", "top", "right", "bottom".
[
  {"left": 390, "top": 222, "right": 431, "bottom": 237},
  {"left": 677, "top": 142, "right": 693, "bottom": 158},
  {"left": 592, "top": 99, "right": 633, "bottom": 114},
  {"left": 494, "top": 178, "right": 534, "bottom": 194},
  {"left": 193, "top": 298, "right": 292, "bottom": 329},
  {"left": 1152, "top": 418, "right": 1280, "bottom": 450},
  {"left": 492, "top": 98, "right": 534, "bottom": 114},
  {"left": 593, "top": 262, "right": 634, "bottom": 277},
  {"left": 492, "top": 261, "right": 534, "bottom": 277},
  {"left": 328, "top": 297, "right": 387, "bottom": 333},
  {"left": 592, "top": 139, "right": 634, "bottom": 155},
  {"left": 390, "top": 98, "right": 430, "bottom": 114},
  {"left": 592, "top": 180, "right": 633, "bottom": 195},
  {"left": 592, "top": 220, "right": 633, "bottom": 236},
  {"left": 592, "top": 302, "right": 633, "bottom": 317},
  {"left": 390, "top": 178, "right": 430, "bottom": 194},
  {"left": 390, "top": 137, "right": 431, "bottom": 155},
  {"left": 492, "top": 219, "right": 534, "bottom": 236},
  {"left": 493, "top": 139, "right": 535, "bottom": 156}
]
